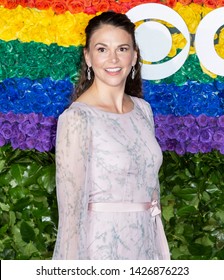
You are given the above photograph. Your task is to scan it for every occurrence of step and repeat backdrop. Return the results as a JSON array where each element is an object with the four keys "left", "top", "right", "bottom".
[{"left": 0, "top": 0, "right": 224, "bottom": 260}]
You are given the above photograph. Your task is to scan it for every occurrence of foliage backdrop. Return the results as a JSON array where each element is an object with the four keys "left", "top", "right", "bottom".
[{"left": 0, "top": 0, "right": 224, "bottom": 259}]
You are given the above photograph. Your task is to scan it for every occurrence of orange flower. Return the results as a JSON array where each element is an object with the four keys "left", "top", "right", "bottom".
[
  {"left": 178, "top": 0, "right": 192, "bottom": 5},
  {"left": 92, "top": 0, "right": 101, "bottom": 5},
  {"left": 109, "top": 1, "right": 128, "bottom": 13},
  {"left": 203, "top": 0, "right": 218, "bottom": 8},
  {"left": 217, "top": 0, "right": 224, "bottom": 6},
  {"left": 84, "top": 6, "right": 97, "bottom": 14},
  {"left": 165, "top": 0, "right": 177, "bottom": 8},
  {"left": 66, "top": 0, "right": 84, "bottom": 13},
  {"left": 2, "top": 0, "right": 19, "bottom": 9},
  {"left": 23, "top": 0, "right": 36, "bottom": 8},
  {"left": 119, "top": 0, "right": 132, "bottom": 3},
  {"left": 35, "top": 0, "right": 52, "bottom": 10},
  {"left": 192, "top": 0, "right": 204, "bottom": 4},
  {"left": 52, "top": 0, "right": 67, "bottom": 14},
  {"left": 95, "top": 0, "right": 110, "bottom": 12},
  {"left": 84, "top": 0, "right": 93, "bottom": 7}
]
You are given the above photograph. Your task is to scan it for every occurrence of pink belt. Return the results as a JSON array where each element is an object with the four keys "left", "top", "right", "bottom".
[{"left": 88, "top": 200, "right": 161, "bottom": 216}]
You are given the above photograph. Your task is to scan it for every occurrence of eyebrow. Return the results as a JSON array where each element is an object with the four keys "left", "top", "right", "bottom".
[{"left": 94, "top": 43, "right": 131, "bottom": 48}]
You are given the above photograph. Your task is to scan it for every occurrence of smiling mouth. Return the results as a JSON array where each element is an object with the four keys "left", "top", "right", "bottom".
[{"left": 105, "top": 67, "right": 122, "bottom": 73}]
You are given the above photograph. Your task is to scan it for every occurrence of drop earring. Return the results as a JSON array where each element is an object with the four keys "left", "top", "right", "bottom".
[
  {"left": 87, "top": 67, "right": 91, "bottom": 80},
  {"left": 131, "top": 66, "right": 135, "bottom": 80}
]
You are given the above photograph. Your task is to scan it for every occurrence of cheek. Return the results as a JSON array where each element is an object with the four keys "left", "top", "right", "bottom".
[{"left": 90, "top": 54, "right": 106, "bottom": 67}]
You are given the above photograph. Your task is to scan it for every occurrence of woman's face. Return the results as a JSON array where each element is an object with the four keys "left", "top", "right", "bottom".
[{"left": 84, "top": 24, "right": 137, "bottom": 89}]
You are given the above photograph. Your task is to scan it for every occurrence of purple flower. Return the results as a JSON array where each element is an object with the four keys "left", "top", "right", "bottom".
[
  {"left": 217, "top": 115, "right": 224, "bottom": 128},
  {"left": 199, "top": 128, "right": 213, "bottom": 143},
  {"left": 165, "top": 139, "right": 177, "bottom": 151},
  {"left": 189, "top": 125, "right": 200, "bottom": 140},
  {"left": 175, "top": 142, "right": 185, "bottom": 155},
  {"left": 166, "top": 126, "right": 178, "bottom": 139},
  {"left": 25, "top": 124, "right": 39, "bottom": 137},
  {"left": 213, "top": 129, "right": 224, "bottom": 143},
  {"left": 27, "top": 112, "right": 42, "bottom": 124},
  {"left": 199, "top": 142, "right": 212, "bottom": 153},
  {"left": 0, "top": 133, "right": 6, "bottom": 146},
  {"left": 155, "top": 126, "right": 167, "bottom": 141},
  {"left": 0, "top": 111, "right": 57, "bottom": 152},
  {"left": 18, "top": 120, "right": 30, "bottom": 133},
  {"left": 40, "top": 116, "right": 57, "bottom": 126},
  {"left": 26, "top": 137, "right": 37, "bottom": 149},
  {"left": 183, "top": 115, "right": 195, "bottom": 127},
  {"left": 1, "top": 122, "right": 13, "bottom": 139},
  {"left": 176, "top": 128, "right": 189, "bottom": 142},
  {"left": 16, "top": 114, "right": 28, "bottom": 123},
  {"left": 154, "top": 115, "right": 167, "bottom": 126},
  {"left": 5, "top": 111, "right": 17, "bottom": 123},
  {"left": 186, "top": 141, "right": 199, "bottom": 153},
  {"left": 35, "top": 141, "right": 45, "bottom": 152},
  {"left": 165, "top": 115, "right": 181, "bottom": 125},
  {"left": 207, "top": 117, "right": 217, "bottom": 127},
  {"left": 196, "top": 114, "right": 208, "bottom": 127}
]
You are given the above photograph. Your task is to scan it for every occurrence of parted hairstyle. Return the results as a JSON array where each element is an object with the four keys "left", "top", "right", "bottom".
[{"left": 73, "top": 11, "right": 143, "bottom": 100}]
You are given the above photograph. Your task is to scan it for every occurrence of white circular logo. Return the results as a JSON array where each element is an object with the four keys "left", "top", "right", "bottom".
[
  {"left": 126, "top": 3, "right": 190, "bottom": 80},
  {"left": 195, "top": 7, "right": 224, "bottom": 76}
]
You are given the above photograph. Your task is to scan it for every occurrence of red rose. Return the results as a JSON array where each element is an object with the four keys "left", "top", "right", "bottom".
[
  {"left": 164, "top": 0, "right": 177, "bottom": 8},
  {"left": 84, "top": 6, "right": 97, "bottom": 14},
  {"left": 52, "top": 0, "right": 67, "bottom": 14},
  {"left": 192, "top": 0, "right": 204, "bottom": 4},
  {"left": 95, "top": 0, "right": 110, "bottom": 12},
  {"left": 84, "top": 0, "right": 92, "bottom": 7},
  {"left": 3, "top": 0, "right": 19, "bottom": 9},
  {"left": 19, "top": 0, "right": 35, "bottom": 8},
  {"left": 35, "top": 0, "right": 52, "bottom": 10},
  {"left": 178, "top": 0, "right": 192, "bottom": 5},
  {"left": 204, "top": 0, "right": 218, "bottom": 8},
  {"left": 66, "top": 0, "right": 84, "bottom": 14}
]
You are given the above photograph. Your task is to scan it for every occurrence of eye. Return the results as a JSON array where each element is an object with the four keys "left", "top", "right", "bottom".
[
  {"left": 119, "top": 47, "right": 128, "bottom": 52},
  {"left": 126, "top": 3, "right": 190, "bottom": 80},
  {"left": 97, "top": 47, "right": 106, "bottom": 53}
]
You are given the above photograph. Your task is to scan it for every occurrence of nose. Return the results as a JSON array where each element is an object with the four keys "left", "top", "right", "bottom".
[{"left": 110, "top": 51, "right": 119, "bottom": 63}]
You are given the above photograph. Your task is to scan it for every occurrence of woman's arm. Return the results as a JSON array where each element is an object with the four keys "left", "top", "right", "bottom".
[{"left": 52, "top": 106, "right": 91, "bottom": 260}]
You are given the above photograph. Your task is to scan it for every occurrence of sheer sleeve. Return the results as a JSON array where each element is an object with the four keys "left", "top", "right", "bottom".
[{"left": 52, "top": 106, "right": 91, "bottom": 260}]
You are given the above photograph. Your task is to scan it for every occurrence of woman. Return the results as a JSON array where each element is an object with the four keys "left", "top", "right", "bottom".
[{"left": 53, "top": 11, "right": 170, "bottom": 260}]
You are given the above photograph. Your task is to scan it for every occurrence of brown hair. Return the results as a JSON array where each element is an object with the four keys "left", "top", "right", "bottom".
[{"left": 73, "top": 11, "right": 143, "bottom": 100}]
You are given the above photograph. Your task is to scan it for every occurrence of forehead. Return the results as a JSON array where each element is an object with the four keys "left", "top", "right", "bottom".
[{"left": 90, "top": 24, "right": 133, "bottom": 45}]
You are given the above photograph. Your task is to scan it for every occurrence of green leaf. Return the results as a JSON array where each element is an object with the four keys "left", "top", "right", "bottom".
[
  {"left": 162, "top": 205, "right": 174, "bottom": 222},
  {"left": 215, "top": 210, "right": 224, "bottom": 224},
  {"left": 0, "top": 202, "right": 10, "bottom": 211},
  {"left": 177, "top": 206, "right": 198, "bottom": 217},
  {"left": 20, "top": 221, "right": 36, "bottom": 243},
  {"left": 13, "top": 196, "right": 32, "bottom": 211},
  {"left": 173, "top": 188, "right": 198, "bottom": 201},
  {"left": 188, "top": 243, "right": 212, "bottom": 257},
  {"left": 0, "top": 159, "right": 6, "bottom": 172},
  {"left": 37, "top": 165, "right": 56, "bottom": 193}
]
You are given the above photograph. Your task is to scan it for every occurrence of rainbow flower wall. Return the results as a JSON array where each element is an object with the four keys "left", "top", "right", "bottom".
[{"left": 0, "top": 0, "right": 224, "bottom": 259}]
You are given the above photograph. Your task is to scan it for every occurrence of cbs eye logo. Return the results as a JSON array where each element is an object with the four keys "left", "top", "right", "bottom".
[{"left": 126, "top": 3, "right": 224, "bottom": 80}]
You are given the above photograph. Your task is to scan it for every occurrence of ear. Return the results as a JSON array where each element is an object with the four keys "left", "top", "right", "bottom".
[
  {"left": 84, "top": 48, "right": 91, "bottom": 67},
  {"left": 132, "top": 49, "right": 138, "bottom": 66}
]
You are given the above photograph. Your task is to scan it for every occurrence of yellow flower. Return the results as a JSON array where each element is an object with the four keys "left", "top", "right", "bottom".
[
  {"left": 0, "top": 5, "right": 93, "bottom": 46},
  {"left": 174, "top": 3, "right": 201, "bottom": 34}
]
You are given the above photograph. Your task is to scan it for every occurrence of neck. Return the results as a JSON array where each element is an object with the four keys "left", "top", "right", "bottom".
[{"left": 90, "top": 82, "right": 126, "bottom": 113}]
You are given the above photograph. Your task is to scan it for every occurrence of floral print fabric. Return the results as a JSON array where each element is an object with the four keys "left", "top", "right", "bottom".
[{"left": 53, "top": 96, "right": 170, "bottom": 260}]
